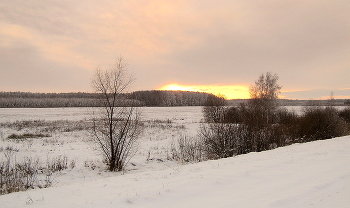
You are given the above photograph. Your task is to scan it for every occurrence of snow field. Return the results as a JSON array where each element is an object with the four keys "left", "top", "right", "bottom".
[
  {"left": 0, "top": 107, "right": 202, "bottom": 187},
  {"left": 1, "top": 136, "right": 349, "bottom": 207},
  {"left": 0, "top": 107, "right": 349, "bottom": 207}
]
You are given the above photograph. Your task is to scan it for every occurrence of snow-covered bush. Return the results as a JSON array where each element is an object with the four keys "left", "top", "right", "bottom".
[{"left": 169, "top": 135, "right": 204, "bottom": 163}]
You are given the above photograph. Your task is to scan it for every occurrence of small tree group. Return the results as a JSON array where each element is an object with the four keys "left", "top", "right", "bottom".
[{"left": 201, "top": 72, "right": 350, "bottom": 160}]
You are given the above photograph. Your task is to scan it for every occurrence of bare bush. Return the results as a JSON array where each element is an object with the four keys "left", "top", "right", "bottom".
[
  {"left": 169, "top": 135, "right": 204, "bottom": 163},
  {"left": 46, "top": 155, "right": 68, "bottom": 172},
  {"left": 0, "top": 145, "right": 19, "bottom": 152},
  {"left": 0, "top": 119, "right": 91, "bottom": 133},
  {"left": 297, "top": 106, "right": 349, "bottom": 142},
  {"left": 7, "top": 133, "right": 51, "bottom": 140},
  {"left": 223, "top": 107, "right": 243, "bottom": 123},
  {"left": 199, "top": 123, "right": 239, "bottom": 159},
  {"left": 338, "top": 107, "right": 350, "bottom": 123},
  {"left": 0, "top": 152, "right": 74, "bottom": 195},
  {"left": 0, "top": 120, "right": 46, "bottom": 131},
  {"left": 0, "top": 156, "right": 42, "bottom": 195}
]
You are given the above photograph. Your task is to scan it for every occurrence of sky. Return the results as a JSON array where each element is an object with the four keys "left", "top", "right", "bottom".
[{"left": 0, "top": 1, "right": 349, "bottom": 100}]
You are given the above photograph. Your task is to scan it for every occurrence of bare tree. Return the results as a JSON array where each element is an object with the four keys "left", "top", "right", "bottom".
[
  {"left": 249, "top": 72, "right": 281, "bottom": 100},
  {"left": 247, "top": 72, "right": 282, "bottom": 127},
  {"left": 91, "top": 57, "right": 142, "bottom": 172}
]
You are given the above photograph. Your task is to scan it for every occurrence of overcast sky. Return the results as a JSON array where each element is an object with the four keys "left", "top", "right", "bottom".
[{"left": 1, "top": 0, "right": 349, "bottom": 99}]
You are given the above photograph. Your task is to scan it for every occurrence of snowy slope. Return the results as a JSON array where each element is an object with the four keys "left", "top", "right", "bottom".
[{"left": 1, "top": 136, "right": 349, "bottom": 208}]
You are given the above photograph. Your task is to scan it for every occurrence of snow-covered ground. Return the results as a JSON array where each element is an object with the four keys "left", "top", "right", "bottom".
[{"left": 0, "top": 107, "right": 349, "bottom": 207}]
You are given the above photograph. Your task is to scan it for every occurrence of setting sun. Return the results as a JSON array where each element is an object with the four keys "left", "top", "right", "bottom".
[{"left": 158, "top": 84, "right": 250, "bottom": 100}]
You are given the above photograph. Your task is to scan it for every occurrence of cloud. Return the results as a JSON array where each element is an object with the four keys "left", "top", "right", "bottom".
[
  {"left": 0, "top": 42, "right": 92, "bottom": 92},
  {"left": 168, "top": 1, "right": 350, "bottom": 86},
  {"left": 0, "top": 0, "right": 349, "bottom": 98}
]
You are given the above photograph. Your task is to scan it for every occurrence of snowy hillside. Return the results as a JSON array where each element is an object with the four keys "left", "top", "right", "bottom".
[{"left": 1, "top": 136, "right": 349, "bottom": 208}]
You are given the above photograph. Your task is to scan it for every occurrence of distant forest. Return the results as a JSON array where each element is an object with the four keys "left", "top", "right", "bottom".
[
  {"left": 0, "top": 91, "right": 349, "bottom": 108},
  {"left": 0, "top": 91, "right": 214, "bottom": 108},
  {"left": 130, "top": 90, "right": 210, "bottom": 106},
  {"left": 228, "top": 99, "right": 350, "bottom": 106}
]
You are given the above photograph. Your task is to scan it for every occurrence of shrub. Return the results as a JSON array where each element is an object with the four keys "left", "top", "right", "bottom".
[
  {"left": 169, "top": 135, "right": 204, "bottom": 163},
  {"left": 47, "top": 156, "right": 68, "bottom": 172},
  {"left": 338, "top": 107, "right": 350, "bottom": 123},
  {"left": 275, "top": 108, "right": 298, "bottom": 125},
  {"left": 297, "top": 106, "right": 348, "bottom": 141},
  {"left": 0, "top": 120, "right": 91, "bottom": 133},
  {"left": 199, "top": 123, "right": 239, "bottom": 159},
  {"left": 7, "top": 133, "right": 51, "bottom": 140},
  {"left": 223, "top": 107, "right": 243, "bottom": 123},
  {"left": 0, "top": 145, "right": 19, "bottom": 152},
  {"left": 0, "top": 153, "right": 74, "bottom": 195},
  {"left": 0, "top": 156, "right": 42, "bottom": 195}
]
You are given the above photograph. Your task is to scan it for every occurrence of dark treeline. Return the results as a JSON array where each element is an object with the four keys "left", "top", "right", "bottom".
[
  {"left": 130, "top": 90, "right": 211, "bottom": 106},
  {"left": 0, "top": 92, "right": 100, "bottom": 99},
  {"left": 0, "top": 91, "right": 215, "bottom": 108},
  {"left": 3, "top": 91, "right": 347, "bottom": 108},
  {"left": 0, "top": 92, "right": 99, "bottom": 108},
  {"left": 228, "top": 99, "right": 350, "bottom": 106}
]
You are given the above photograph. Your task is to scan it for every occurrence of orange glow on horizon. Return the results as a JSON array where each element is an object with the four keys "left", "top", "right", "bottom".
[{"left": 158, "top": 84, "right": 250, "bottom": 99}]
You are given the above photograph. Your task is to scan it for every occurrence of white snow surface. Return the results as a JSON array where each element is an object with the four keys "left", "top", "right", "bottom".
[{"left": 0, "top": 107, "right": 349, "bottom": 207}]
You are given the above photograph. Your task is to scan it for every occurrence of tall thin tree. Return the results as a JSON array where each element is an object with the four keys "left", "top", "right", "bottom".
[{"left": 91, "top": 57, "right": 142, "bottom": 171}]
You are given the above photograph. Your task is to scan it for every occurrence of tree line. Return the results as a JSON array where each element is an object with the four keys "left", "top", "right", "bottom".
[
  {"left": 0, "top": 90, "right": 217, "bottom": 108},
  {"left": 130, "top": 90, "right": 212, "bottom": 106}
]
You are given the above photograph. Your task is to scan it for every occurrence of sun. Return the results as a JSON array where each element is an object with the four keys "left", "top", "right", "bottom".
[{"left": 158, "top": 83, "right": 250, "bottom": 99}]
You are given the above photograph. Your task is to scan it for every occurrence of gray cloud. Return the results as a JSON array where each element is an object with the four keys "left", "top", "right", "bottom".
[
  {"left": 282, "top": 88, "right": 350, "bottom": 100},
  {"left": 0, "top": 0, "right": 349, "bottom": 98},
  {"left": 0, "top": 43, "right": 92, "bottom": 92},
  {"left": 168, "top": 1, "right": 350, "bottom": 86}
]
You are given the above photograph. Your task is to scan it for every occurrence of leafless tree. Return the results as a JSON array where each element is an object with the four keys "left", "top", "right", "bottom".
[
  {"left": 91, "top": 57, "right": 142, "bottom": 172},
  {"left": 249, "top": 72, "right": 281, "bottom": 100},
  {"left": 247, "top": 72, "right": 282, "bottom": 127}
]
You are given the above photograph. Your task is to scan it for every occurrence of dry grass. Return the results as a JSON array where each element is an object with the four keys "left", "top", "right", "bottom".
[{"left": 0, "top": 152, "right": 75, "bottom": 195}]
